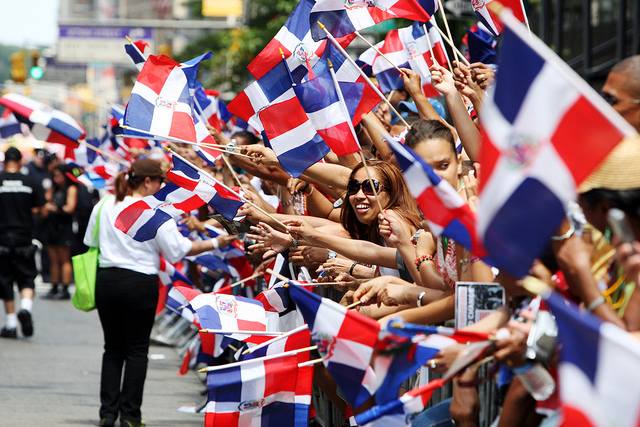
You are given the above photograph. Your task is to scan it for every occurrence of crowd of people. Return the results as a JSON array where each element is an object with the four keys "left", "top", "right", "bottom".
[{"left": 1, "top": 13, "right": 640, "bottom": 427}]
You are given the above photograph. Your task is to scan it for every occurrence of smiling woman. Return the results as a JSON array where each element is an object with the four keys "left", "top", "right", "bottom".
[{"left": 340, "top": 160, "right": 421, "bottom": 243}]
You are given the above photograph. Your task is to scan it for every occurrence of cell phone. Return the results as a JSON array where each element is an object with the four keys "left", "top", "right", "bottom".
[{"left": 607, "top": 208, "right": 635, "bottom": 243}]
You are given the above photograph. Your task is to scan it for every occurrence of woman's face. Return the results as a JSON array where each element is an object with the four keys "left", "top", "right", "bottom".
[
  {"left": 347, "top": 168, "right": 390, "bottom": 225},
  {"left": 52, "top": 170, "right": 64, "bottom": 186},
  {"left": 413, "top": 137, "right": 459, "bottom": 188}
]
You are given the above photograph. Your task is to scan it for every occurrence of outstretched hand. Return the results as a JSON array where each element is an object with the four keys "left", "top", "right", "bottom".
[{"left": 240, "top": 144, "right": 279, "bottom": 167}]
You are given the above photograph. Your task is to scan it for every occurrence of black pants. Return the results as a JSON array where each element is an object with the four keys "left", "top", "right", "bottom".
[{"left": 96, "top": 267, "right": 158, "bottom": 422}]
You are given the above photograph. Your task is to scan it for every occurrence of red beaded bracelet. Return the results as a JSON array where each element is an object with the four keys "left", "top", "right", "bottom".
[{"left": 414, "top": 255, "right": 435, "bottom": 269}]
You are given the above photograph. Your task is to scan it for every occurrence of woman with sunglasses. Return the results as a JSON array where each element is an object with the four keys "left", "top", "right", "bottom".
[
  {"left": 285, "top": 160, "right": 426, "bottom": 291},
  {"left": 83, "top": 159, "right": 229, "bottom": 427}
]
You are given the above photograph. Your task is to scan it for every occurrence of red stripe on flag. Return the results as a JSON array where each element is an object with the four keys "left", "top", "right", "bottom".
[
  {"left": 339, "top": 310, "right": 380, "bottom": 348},
  {"left": 236, "top": 319, "right": 267, "bottom": 331},
  {"left": 137, "top": 55, "right": 179, "bottom": 95},
  {"left": 115, "top": 200, "right": 151, "bottom": 233},
  {"left": 168, "top": 111, "right": 197, "bottom": 142},
  {"left": 172, "top": 194, "right": 206, "bottom": 213},
  {"left": 227, "top": 90, "right": 254, "bottom": 122},
  {"left": 259, "top": 97, "right": 309, "bottom": 139},
  {"left": 380, "top": 30, "right": 403, "bottom": 54},
  {"left": 478, "top": 127, "right": 501, "bottom": 193},
  {"left": 551, "top": 95, "right": 624, "bottom": 185},
  {"left": 318, "top": 122, "right": 359, "bottom": 156},
  {"left": 248, "top": 38, "right": 291, "bottom": 80},
  {"left": 264, "top": 356, "right": 298, "bottom": 396},
  {"left": 166, "top": 170, "right": 198, "bottom": 191}
]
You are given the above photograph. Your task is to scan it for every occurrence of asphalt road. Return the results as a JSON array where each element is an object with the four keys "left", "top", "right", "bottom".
[{"left": 0, "top": 284, "right": 203, "bottom": 427}]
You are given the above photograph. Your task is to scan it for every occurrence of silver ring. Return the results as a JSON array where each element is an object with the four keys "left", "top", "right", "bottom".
[{"left": 428, "top": 360, "right": 437, "bottom": 369}]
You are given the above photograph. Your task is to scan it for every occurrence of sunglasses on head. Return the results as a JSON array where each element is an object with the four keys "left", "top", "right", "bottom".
[{"left": 347, "top": 178, "right": 382, "bottom": 196}]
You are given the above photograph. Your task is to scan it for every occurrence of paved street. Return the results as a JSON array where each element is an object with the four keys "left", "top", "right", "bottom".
[{"left": 0, "top": 284, "right": 203, "bottom": 427}]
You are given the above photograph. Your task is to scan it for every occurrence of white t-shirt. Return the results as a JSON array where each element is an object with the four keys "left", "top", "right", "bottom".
[{"left": 83, "top": 195, "right": 192, "bottom": 275}]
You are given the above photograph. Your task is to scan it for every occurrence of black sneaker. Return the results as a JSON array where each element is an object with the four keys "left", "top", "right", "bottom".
[
  {"left": 0, "top": 327, "right": 17, "bottom": 339},
  {"left": 17, "top": 309, "right": 33, "bottom": 337},
  {"left": 55, "top": 287, "right": 71, "bottom": 300},
  {"left": 43, "top": 285, "right": 59, "bottom": 299},
  {"left": 99, "top": 417, "right": 115, "bottom": 427},
  {"left": 120, "top": 420, "right": 145, "bottom": 427}
]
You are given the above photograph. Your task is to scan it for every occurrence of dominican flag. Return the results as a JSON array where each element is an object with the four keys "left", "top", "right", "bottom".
[
  {"left": 313, "top": 41, "right": 381, "bottom": 127},
  {"left": 66, "top": 138, "right": 101, "bottom": 167},
  {"left": 466, "top": 23, "right": 498, "bottom": 64},
  {"left": 356, "top": 41, "right": 383, "bottom": 77},
  {"left": 0, "top": 93, "right": 85, "bottom": 149},
  {"left": 166, "top": 284, "right": 201, "bottom": 322},
  {"left": 191, "top": 292, "right": 271, "bottom": 357},
  {"left": 204, "top": 353, "right": 311, "bottom": 427},
  {"left": 289, "top": 284, "right": 380, "bottom": 407},
  {"left": 309, "top": 0, "right": 430, "bottom": 41},
  {"left": 166, "top": 155, "right": 243, "bottom": 221},
  {"left": 356, "top": 378, "right": 445, "bottom": 425},
  {"left": 0, "top": 111, "right": 21, "bottom": 139},
  {"left": 194, "top": 85, "right": 231, "bottom": 132},
  {"left": 372, "top": 333, "right": 456, "bottom": 404},
  {"left": 241, "top": 326, "right": 312, "bottom": 361},
  {"left": 546, "top": 292, "right": 640, "bottom": 427},
  {"left": 259, "top": 96, "right": 330, "bottom": 177},
  {"left": 471, "top": 0, "right": 529, "bottom": 37},
  {"left": 477, "top": 11, "right": 633, "bottom": 277},
  {"left": 373, "top": 21, "right": 448, "bottom": 97},
  {"left": 124, "top": 38, "right": 149, "bottom": 71},
  {"left": 294, "top": 68, "right": 360, "bottom": 155},
  {"left": 386, "top": 319, "right": 491, "bottom": 343},
  {"left": 158, "top": 257, "right": 192, "bottom": 287},
  {"left": 387, "top": 135, "right": 485, "bottom": 256},
  {"left": 123, "top": 53, "right": 210, "bottom": 142}
]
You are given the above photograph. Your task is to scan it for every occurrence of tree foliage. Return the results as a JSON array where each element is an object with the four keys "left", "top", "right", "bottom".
[{"left": 176, "top": 0, "right": 298, "bottom": 94}]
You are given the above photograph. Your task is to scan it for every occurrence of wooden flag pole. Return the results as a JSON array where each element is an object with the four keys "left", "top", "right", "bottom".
[
  {"left": 423, "top": 24, "right": 439, "bottom": 66},
  {"left": 346, "top": 300, "right": 363, "bottom": 310},
  {"left": 317, "top": 21, "right": 411, "bottom": 129},
  {"left": 119, "top": 125, "right": 234, "bottom": 151},
  {"left": 198, "top": 329, "right": 284, "bottom": 336},
  {"left": 435, "top": 26, "right": 470, "bottom": 66},
  {"left": 354, "top": 31, "right": 407, "bottom": 77},
  {"left": 326, "top": 58, "right": 386, "bottom": 214},
  {"left": 436, "top": 0, "right": 462, "bottom": 70},
  {"left": 78, "top": 140, "right": 130, "bottom": 166},
  {"left": 198, "top": 345, "right": 318, "bottom": 373},
  {"left": 242, "top": 324, "right": 310, "bottom": 355},
  {"left": 229, "top": 272, "right": 263, "bottom": 288}
]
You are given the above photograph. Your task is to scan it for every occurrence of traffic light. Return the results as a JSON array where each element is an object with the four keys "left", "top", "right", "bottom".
[
  {"left": 29, "top": 50, "right": 44, "bottom": 80},
  {"left": 10, "top": 51, "right": 27, "bottom": 83}
]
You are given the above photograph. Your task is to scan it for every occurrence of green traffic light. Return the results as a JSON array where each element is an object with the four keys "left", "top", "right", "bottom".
[{"left": 29, "top": 66, "right": 44, "bottom": 80}]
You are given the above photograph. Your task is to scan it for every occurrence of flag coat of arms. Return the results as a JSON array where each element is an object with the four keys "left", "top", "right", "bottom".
[{"left": 477, "top": 11, "right": 633, "bottom": 277}]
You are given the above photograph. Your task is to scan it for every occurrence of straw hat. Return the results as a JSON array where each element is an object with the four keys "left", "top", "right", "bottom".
[{"left": 578, "top": 134, "right": 640, "bottom": 193}]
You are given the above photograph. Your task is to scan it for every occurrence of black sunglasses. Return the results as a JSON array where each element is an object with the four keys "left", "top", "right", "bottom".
[
  {"left": 601, "top": 91, "right": 619, "bottom": 106},
  {"left": 347, "top": 178, "right": 382, "bottom": 196}
]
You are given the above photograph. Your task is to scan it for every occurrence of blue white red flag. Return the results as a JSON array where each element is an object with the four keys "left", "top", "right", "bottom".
[
  {"left": 67, "top": 138, "right": 102, "bottom": 167},
  {"left": 387, "top": 135, "right": 485, "bottom": 256},
  {"left": 123, "top": 53, "right": 210, "bottom": 142},
  {"left": 386, "top": 320, "right": 491, "bottom": 343},
  {"left": 546, "top": 292, "right": 640, "bottom": 427},
  {"left": 309, "top": 0, "right": 430, "bottom": 41},
  {"left": 166, "top": 284, "right": 200, "bottom": 322},
  {"left": 166, "top": 154, "right": 243, "bottom": 221},
  {"left": 124, "top": 39, "right": 149, "bottom": 71},
  {"left": 204, "top": 353, "right": 311, "bottom": 427},
  {"left": 356, "top": 41, "right": 383, "bottom": 77},
  {"left": 477, "top": 11, "right": 633, "bottom": 277},
  {"left": 356, "top": 378, "right": 445, "bottom": 425},
  {"left": 0, "top": 93, "right": 85, "bottom": 149},
  {"left": 0, "top": 111, "right": 21, "bottom": 139},
  {"left": 470, "top": 0, "right": 528, "bottom": 37},
  {"left": 289, "top": 284, "right": 380, "bottom": 407},
  {"left": 241, "top": 326, "right": 311, "bottom": 361},
  {"left": 258, "top": 96, "right": 330, "bottom": 177},
  {"left": 294, "top": 68, "right": 360, "bottom": 155},
  {"left": 372, "top": 333, "right": 456, "bottom": 404},
  {"left": 314, "top": 40, "right": 382, "bottom": 126},
  {"left": 194, "top": 85, "right": 230, "bottom": 132},
  {"left": 158, "top": 257, "right": 193, "bottom": 287},
  {"left": 373, "top": 21, "right": 448, "bottom": 96},
  {"left": 466, "top": 23, "right": 497, "bottom": 64}
]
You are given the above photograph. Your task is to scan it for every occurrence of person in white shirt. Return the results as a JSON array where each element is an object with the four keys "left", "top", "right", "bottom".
[{"left": 83, "top": 159, "right": 230, "bottom": 427}]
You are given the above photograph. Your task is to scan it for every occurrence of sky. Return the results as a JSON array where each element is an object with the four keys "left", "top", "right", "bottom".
[{"left": 0, "top": 0, "right": 60, "bottom": 47}]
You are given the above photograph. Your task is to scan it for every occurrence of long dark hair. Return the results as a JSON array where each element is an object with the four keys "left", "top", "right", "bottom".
[
  {"left": 114, "top": 170, "right": 148, "bottom": 202},
  {"left": 340, "top": 160, "right": 422, "bottom": 242}
]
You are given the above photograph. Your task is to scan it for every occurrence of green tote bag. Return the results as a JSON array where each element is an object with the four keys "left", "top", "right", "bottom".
[{"left": 71, "top": 197, "right": 110, "bottom": 312}]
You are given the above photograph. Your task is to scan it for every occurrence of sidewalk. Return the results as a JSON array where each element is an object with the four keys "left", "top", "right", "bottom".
[{"left": 0, "top": 287, "right": 203, "bottom": 427}]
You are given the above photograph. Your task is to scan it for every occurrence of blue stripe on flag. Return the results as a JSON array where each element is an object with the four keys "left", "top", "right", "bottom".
[
  {"left": 132, "top": 209, "right": 172, "bottom": 241},
  {"left": 287, "top": 0, "right": 316, "bottom": 40},
  {"left": 288, "top": 284, "right": 322, "bottom": 330},
  {"left": 493, "top": 27, "right": 545, "bottom": 124},
  {"left": 276, "top": 134, "right": 330, "bottom": 178},
  {"left": 294, "top": 73, "right": 340, "bottom": 113},
  {"left": 261, "top": 401, "right": 297, "bottom": 427},
  {"left": 206, "top": 365, "right": 243, "bottom": 402},
  {"left": 327, "top": 362, "right": 370, "bottom": 407},
  {"left": 209, "top": 192, "right": 243, "bottom": 221},
  {"left": 376, "top": 65, "right": 410, "bottom": 94},
  {"left": 483, "top": 177, "right": 565, "bottom": 277},
  {"left": 196, "top": 304, "right": 224, "bottom": 329},
  {"left": 310, "top": 10, "right": 356, "bottom": 41},
  {"left": 123, "top": 94, "right": 155, "bottom": 133},
  {"left": 49, "top": 117, "right": 83, "bottom": 141}
]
